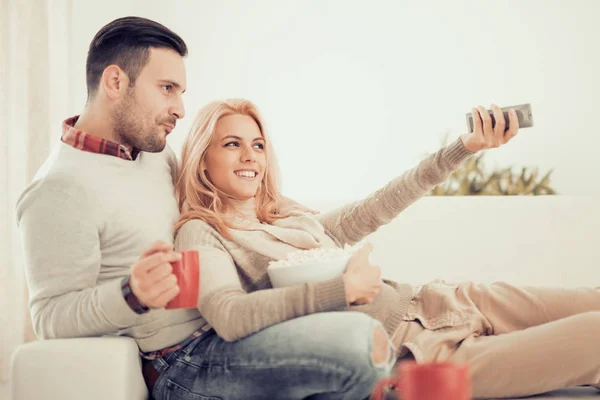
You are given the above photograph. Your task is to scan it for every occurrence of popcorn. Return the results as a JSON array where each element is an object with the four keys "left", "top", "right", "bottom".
[{"left": 268, "top": 243, "right": 360, "bottom": 269}]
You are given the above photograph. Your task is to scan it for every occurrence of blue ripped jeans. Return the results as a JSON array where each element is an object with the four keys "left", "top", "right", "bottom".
[{"left": 150, "top": 312, "right": 395, "bottom": 400}]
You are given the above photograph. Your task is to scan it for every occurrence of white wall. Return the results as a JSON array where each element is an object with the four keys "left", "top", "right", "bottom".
[{"left": 65, "top": 0, "right": 600, "bottom": 204}]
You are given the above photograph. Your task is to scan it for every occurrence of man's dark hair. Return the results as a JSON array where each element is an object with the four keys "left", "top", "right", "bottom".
[{"left": 86, "top": 16, "right": 188, "bottom": 99}]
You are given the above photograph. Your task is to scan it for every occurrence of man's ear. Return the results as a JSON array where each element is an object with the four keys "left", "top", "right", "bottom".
[{"left": 100, "top": 65, "right": 130, "bottom": 100}]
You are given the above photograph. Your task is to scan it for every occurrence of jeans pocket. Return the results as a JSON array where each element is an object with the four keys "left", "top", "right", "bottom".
[
  {"left": 179, "top": 330, "right": 216, "bottom": 364},
  {"left": 164, "top": 379, "right": 223, "bottom": 400}
]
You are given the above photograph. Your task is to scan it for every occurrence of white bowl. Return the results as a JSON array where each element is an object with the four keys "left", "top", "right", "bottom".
[{"left": 267, "top": 254, "right": 352, "bottom": 288}]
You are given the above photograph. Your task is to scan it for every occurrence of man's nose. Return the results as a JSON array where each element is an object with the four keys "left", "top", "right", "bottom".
[{"left": 170, "top": 96, "right": 185, "bottom": 119}]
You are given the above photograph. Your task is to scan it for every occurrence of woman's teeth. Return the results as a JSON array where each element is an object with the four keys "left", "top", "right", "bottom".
[{"left": 235, "top": 171, "right": 257, "bottom": 178}]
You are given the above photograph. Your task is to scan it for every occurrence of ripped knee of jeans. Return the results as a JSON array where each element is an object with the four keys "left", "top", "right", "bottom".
[{"left": 371, "top": 323, "right": 396, "bottom": 371}]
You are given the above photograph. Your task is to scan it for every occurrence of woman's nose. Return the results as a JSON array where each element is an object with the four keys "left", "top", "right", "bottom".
[{"left": 241, "top": 147, "right": 256, "bottom": 162}]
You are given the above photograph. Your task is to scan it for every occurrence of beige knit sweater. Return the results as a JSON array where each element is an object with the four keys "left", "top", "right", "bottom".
[{"left": 175, "top": 138, "right": 473, "bottom": 342}]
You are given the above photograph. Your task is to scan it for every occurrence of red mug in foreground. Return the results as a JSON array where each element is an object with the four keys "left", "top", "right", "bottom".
[
  {"left": 371, "top": 361, "right": 472, "bottom": 400},
  {"left": 165, "top": 250, "right": 200, "bottom": 310}
]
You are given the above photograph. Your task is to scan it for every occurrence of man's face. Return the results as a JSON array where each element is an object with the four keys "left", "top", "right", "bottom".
[{"left": 113, "top": 48, "right": 186, "bottom": 152}]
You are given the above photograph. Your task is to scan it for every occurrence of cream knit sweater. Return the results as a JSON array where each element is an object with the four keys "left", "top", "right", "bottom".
[{"left": 175, "top": 138, "right": 473, "bottom": 342}]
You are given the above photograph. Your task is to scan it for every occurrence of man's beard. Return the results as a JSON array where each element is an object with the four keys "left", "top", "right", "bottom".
[{"left": 112, "top": 90, "right": 166, "bottom": 153}]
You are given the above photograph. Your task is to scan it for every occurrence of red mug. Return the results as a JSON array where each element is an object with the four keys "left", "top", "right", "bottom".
[
  {"left": 371, "top": 361, "right": 472, "bottom": 400},
  {"left": 165, "top": 250, "right": 200, "bottom": 309}
]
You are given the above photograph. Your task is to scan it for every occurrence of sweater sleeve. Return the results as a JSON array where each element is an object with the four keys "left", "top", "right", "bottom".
[
  {"left": 16, "top": 185, "right": 140, "bottom": 340},
  {"left": 316, "top": 138, "right": 474, "bottom": 245},
  {"left": 175, "top": 220, "right": 348, "bottom": 342}
]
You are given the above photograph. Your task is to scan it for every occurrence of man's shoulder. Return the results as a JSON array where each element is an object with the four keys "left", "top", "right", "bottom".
[
  {"left": 16, "top": 144, "right": 95, "bottom": 224},
  {"left": 15, "top": 172, "right": 91, "bottom": 225}
]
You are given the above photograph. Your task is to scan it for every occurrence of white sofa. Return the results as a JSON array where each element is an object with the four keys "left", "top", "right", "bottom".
[{"left": 11, "top": 196, "right": 600, "bottom": 400}]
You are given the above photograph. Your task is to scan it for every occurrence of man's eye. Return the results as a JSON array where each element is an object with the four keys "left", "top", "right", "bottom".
[{"left": 162, "top": 85, "right": 173, "bottom": 92}]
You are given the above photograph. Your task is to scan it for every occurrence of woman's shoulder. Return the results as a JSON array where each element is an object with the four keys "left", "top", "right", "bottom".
[{"left": 175, "top": 218, "right": 223, "bottom": 246}]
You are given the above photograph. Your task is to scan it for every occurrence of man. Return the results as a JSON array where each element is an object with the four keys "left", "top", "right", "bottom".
[
  {"left": 17, "top": 16, "right": 187, "bottom": 342},
  {"left": 16, "top": 16, "right": 391, "bottom": 400}
]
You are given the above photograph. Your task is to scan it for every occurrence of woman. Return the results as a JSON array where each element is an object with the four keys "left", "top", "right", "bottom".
[{"left": 166, "top": 99, "right": 599, "bottom": 399}]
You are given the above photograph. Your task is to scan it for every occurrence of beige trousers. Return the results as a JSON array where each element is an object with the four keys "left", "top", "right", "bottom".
[{"left": 391, "top": 280, "right": 600, "bottom": 399}]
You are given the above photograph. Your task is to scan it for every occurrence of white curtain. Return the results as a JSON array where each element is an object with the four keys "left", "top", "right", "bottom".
[{"left": 0, "top": 0, "right": 72, "bottom": 383}]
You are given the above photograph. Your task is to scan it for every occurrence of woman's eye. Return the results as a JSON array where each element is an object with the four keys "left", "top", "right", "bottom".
[
  {"left": 254, "top": 143, "right": 265, "bottom": 150},
  {"left": 224, "top": 142, "right": 239, "bottom": 147}
]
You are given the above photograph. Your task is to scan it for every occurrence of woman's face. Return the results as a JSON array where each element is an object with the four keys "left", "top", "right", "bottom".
[{"left": 203, "top": 114, "right": 267, "bottom": 201}]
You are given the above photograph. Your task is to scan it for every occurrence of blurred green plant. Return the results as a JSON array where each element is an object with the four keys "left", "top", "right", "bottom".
[{"left": 428, "top": 137, "right": 557, "bottom": 196}]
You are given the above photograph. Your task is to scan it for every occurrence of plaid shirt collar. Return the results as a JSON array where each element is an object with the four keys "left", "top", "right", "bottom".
[{"left": 61, "top": 115, "right": 140, "bottom": 160}]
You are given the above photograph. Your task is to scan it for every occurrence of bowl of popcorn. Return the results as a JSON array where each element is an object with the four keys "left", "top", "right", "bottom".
[{"left": 267, "top": 244, "right": 360, "bottom": 288}]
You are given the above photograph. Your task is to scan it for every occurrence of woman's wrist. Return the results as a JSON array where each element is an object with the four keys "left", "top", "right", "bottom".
[{"left": 343, "top": 274, "right": 357, "bottom": 303}]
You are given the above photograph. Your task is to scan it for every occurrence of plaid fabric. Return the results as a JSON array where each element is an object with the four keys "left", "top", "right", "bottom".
[
  {"left": 61, "top": 116, "right": 140, "bottom": 160},
  {"left": 141, "top": 325, "right": 213, "bottom": 360}
]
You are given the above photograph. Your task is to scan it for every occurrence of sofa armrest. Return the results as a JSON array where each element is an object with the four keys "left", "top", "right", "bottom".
[{"left": 11, "top": 336, "right": 148, "bottom": 400}]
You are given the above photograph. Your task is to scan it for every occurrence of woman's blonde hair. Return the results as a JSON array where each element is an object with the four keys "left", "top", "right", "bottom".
[{"left": 174, "top": 99, "right": 285, "bottom": 238}]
